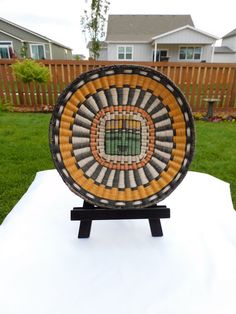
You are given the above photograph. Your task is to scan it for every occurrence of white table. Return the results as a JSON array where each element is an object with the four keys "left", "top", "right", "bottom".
[{"left": 0, "top": 170, "right": 236, "bottom": 314}]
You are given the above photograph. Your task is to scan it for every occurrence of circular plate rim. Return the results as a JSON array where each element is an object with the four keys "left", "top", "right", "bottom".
[{"left": 49, "top": 64, "right": 195, "bottom": 209}]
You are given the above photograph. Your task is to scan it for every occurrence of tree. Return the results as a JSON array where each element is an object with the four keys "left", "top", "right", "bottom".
[
  {"left": 20, "top": 43, "right": 28, "bottom": 59},
  {"left": 11, "top": 59, "right": 50, "bottom": 111},
  {"left": 81, "top": 0, "right": 110, "bottom": 60},
  {"left": 73, "top": 54, "right": 86, "bottom": 60}
]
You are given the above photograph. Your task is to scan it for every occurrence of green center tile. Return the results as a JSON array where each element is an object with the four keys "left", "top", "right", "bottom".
[{"left": 105, "top": 130, "right": 141, "bottom": 156}]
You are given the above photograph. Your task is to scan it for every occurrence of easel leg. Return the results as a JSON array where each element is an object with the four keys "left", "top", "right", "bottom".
[
  {"left": 71, "top": 203, "right": 170, "bottom": 238},
  {"left": 149, "top": 219, "right": 163, "bottom": 237},
  {"left": 78, "top": 220, "right": 92, "bottom": 238}
]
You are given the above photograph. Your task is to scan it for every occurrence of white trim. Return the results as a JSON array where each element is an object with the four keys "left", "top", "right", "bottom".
[
  {"left": 178, "top": 45, "right": 203, "bottom": 61},
  {"left": 0, "top": 29, "right": 23, "bottom": 42},
  {"left": 107, "top": 40, "right": 149, "bottom": 44},
  {"left": 154, "top": 42, "right": 157, "bottom": 62},
  {"left": 117, "top": 45, "right": 134, "bottom": 61},
  {"left": 152, "top": 25, "right": 219, "bottom": 41},
  {"left": 49, "top": 43, "right": 53, "bottom": 60},
  {"left": 30, "top": 43, "right": 46, "bottom": 59},
  {"left": 211, "top": 43, "right": 215, "bottom": 62},
  {"left": 26, "top": 40, "right": 50, "bottom": 44},
  {"left": 0, "top": 40, "right": 13, "bottom": 45}
]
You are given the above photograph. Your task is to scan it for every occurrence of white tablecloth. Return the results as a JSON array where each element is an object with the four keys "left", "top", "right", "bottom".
[{"left": 0, "top": 170, "right": 236, "bottom": 314}]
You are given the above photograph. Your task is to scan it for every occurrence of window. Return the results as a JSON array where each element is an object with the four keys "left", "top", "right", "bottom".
[
  {"left": 117, "top": 46, "right": 133, "bottom": 60},
  {"left": 179, "top": 47, "right": 202, "bottom": 61},
  {"left": 30, "top": 44, "right": 46, "bottom": 59},
  {"left": 153, "top": 49, "right": 168, "bottom": 61},
  {"left": 0, "top": 42, "right": 13, "bottom": 59}
]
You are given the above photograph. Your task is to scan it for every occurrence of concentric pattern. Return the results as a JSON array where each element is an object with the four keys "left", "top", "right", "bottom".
[{"left": 49, "top": 65, "right": 195, "bottom": 208}]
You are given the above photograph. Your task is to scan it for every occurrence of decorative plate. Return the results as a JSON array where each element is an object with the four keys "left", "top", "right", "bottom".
[{"left": 49, "top": 65, "right": 195, "bottom": 208}]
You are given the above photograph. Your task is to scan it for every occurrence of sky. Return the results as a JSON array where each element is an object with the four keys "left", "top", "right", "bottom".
[{"left": 1, "top": 0, "right": 236, "bottom": 56}]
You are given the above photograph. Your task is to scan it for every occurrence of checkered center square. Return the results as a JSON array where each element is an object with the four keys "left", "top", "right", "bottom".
[
  {"left": 93, "top": 108, "right": 151, "bottom": 166},
  {"left": 105, "top": 117, "right": 141, "bottom": 156}
]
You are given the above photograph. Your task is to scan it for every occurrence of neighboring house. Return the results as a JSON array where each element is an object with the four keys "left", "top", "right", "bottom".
[
  {"left": 0, "top": 17, "right": 73, "bottom": 60},
  {"left": 91, "top": 15, "right": 218, "bottom": 62},
  {"left": 214, "top": 29, "right": 236, "bottom": 63}
]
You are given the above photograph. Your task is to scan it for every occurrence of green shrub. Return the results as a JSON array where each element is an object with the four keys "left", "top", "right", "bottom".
[
  {"left": 0, "top": 98, "right": 14, "bottom": 112},
  {"left": 11, "top": 59, "right": 50, "bottom": 84},
  {"left": 193, "top": 112, "right": 204, "bottom": 120}
]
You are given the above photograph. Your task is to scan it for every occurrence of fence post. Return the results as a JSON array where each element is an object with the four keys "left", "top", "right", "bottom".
[
  {"left": 228, "top": 67, "right": 236, "bottom": 110},
  {"left": 16, "top": 81, "right": 24, "bottom": 106}
]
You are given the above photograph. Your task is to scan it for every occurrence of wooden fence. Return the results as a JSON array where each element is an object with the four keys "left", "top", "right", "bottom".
[{"left": 0, "top": 59, "right": 236, "bottom": 113}]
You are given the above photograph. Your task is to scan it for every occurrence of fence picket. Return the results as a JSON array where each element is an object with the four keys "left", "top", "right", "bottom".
[
  {"left": 1, "top": 63, "right": 12, "bottom": 103},
  {"left": 0, "top": 59, "right": 235, "bottom": 112}
]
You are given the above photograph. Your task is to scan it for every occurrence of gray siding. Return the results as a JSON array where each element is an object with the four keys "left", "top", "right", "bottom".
[
  {"left": 213, "top": 53, "right": 236, "bottom": 63},
  {"left": 92, "top": 47, "right": 108, "bottom": 60},
  {"left": 201, "top": 45, "right": 213, "bottom": 62},
  {"left": 0, "top": 32, "right": 18, "bottom": 42},
  {"left": 13, "top": 41, "right": 24, "bottom": 57},
  {"left": 97, "top": 47, "right": 108, "bottom": 60},
  {"left": 51, "top": 44, "right": 73, "bottom": 60}
]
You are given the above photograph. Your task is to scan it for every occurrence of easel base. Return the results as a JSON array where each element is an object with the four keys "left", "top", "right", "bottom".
[{"left": 71, "top": 201, "right": 170, "bottom": 238}]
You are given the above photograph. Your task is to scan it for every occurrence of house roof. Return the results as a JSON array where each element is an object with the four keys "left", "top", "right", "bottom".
[
  {"left": 214, "top": 46, "right": 235, "bottom": 53},
  {"left": 223, "top": 28, "right": 236, "bottom": 39},
  {"left": 0, "top": 17, "right": 72, "bottom": 50},
  {"left": 106, "top": 15, "right": 194, "bottom": 42}
]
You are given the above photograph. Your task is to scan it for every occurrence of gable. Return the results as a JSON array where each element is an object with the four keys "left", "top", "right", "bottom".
[
  {"left": 106, "top": 15, "right": 194, "bottom": 42},
  {"left": 154, "top": 27, "right": 217, "bottom": 44}
]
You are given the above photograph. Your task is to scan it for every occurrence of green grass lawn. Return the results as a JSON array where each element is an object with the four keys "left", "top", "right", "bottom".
[
  {"left": 0, "top": 112, "right": 235, "bottom": 224},
  {"left": 0, "top": 112, "right": 54, "bottom": 223},
  {"left": 190, "top": 121, "right": 236, "bottom": 208}
]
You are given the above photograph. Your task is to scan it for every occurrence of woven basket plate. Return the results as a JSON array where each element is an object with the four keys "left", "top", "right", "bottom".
[{"left": 49, "top": 65, "right": 195, "bottom": 208}]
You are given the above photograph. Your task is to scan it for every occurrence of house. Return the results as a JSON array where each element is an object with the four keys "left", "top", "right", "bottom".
[
  {"left": 214, "top": 29, "right": 236, "bottom": 63},
  {"left": 0, "top": 17, "right": 73, "bottom": 60},
  {"left": 91, "top": 15, "right": 218, "bottom": 62}
]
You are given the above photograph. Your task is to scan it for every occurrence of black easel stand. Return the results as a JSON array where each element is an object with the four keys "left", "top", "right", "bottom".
[{"left": 71, "top": 201, "right": 170, "bottom": 238}]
